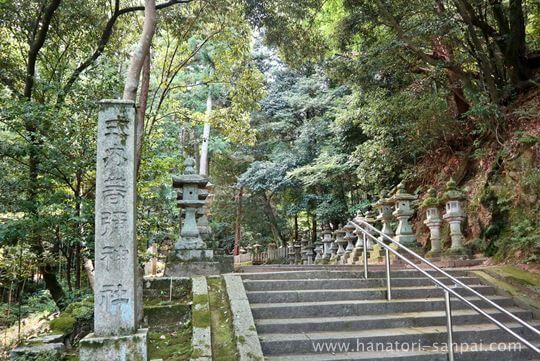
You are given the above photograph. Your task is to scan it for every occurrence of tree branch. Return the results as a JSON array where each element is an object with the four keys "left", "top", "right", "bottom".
[
  {"left": 123, "top": 0, "right": 157, "bottom": 100},
  {"left": 59, "top": 0, "right": 192, "bottom": 103},
  {"left": 24, "top": 0, "right": 62, "bottom": 100}
]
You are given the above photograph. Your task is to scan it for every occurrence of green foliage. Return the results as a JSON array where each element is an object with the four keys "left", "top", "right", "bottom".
[{"left": 496, "top": 219, "right": 540, "bottom": 262}]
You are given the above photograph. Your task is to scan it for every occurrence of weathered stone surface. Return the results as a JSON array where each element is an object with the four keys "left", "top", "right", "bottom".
[
  {"left": 391, "top": 183, "right": 417, "bottom": 246},
  {"left": 11, "top": 343, "right": 65, "bottom": 360},
  {"left": 442, "top": 178, "right": 467, "bottom": 256},
  {"left": 79, "top": 328, "right": 148, "bottom": 361},
  {"left": 223, "top": 274, "right": 264, "bottom": 361},
  {"left": 93, "top": 100, "right": 139, "bottom": 337},
  {"left": 29, "top": 333, "right": 64, "bottom": 344},
  {"left": 425, "top": 207, "right": 442, "bottom": 258},
  {"left": 81, "top": 99, "right": 147, "bottom": 361},
  {"left": 192, "top": 276, "right": 212, "bottom": 360},
  {"left": 172, "top": 158, "right": 209, "bottom": 256},
  {"left": 143, "top": 276, "right": 191, "bottom": 301},
  {"left": 164, "top": 255, "right": 233, "bottom": 277}
]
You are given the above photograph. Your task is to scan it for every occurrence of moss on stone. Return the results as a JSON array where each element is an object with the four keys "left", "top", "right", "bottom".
[
  {"left": 493, "top": 266, "right": 540, "bottom": 289},
  {"left": 237, "top": 335, "right": 246, "bottom": 344},
  {"left": 207, "top": 277, "right": 238, "bottom": 360},
  {"left": 192, "top": 308, "right": 211, "bottom": 329},
  {"left": 192, "top": 293, "right": 208, "bottom": 306},
  {"left": 49, "top": 315, "right": 76, "bottom": 335},
  {"left": 148, "top": 326, "right": 192, "bottom": 361}
]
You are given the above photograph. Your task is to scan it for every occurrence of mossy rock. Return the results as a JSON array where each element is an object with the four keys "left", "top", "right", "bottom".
[{"left": 49, "top": 315, "right": 76, "bottom": 335}]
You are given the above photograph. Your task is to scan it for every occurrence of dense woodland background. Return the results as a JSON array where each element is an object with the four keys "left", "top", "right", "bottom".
[{"left": 0, "top": 0, "right": 539, "bottom": 337}]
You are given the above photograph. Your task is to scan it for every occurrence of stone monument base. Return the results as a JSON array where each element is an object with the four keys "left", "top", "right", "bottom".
[
  {"left": 164, "top": 255, "right": 234, "bottom": 277},
  {"left": 80, "top": 328, "right": 148, "bottom": 361}
]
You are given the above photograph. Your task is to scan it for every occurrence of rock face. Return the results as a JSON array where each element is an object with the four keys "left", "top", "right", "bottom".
[{"left": 79, "top": 100, "right": 147, "bottom": 361}]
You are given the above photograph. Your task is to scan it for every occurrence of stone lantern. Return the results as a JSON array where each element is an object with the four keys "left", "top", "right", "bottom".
[
  {"left": 253, "top": 243, "right": 262, "bottom": 255},
  {"left": 350, "top": 212, "right": 365, "bottom": 264},
  {"left": 246, "top": 245, "right": 253, "bottom": 257},
  {"left": 196, "top": 182, "right": 214, "bottom": 241},
  {"left": 343, "top": 223, "right": 356, "bottom": 263},
  {"left": 334, "top": 226, "right": 347, "bottom": 262},
  {"left": 391, "top": 183, "right": 417, "bottom": 246},
  {"left": 287, "top": 241, "right": 295, "bottom": 264},
  {"left": 322, "top": 225, "right": 334, "bottom": 261},
  {"left": 422, "top": 188, "right": 442, "bottom": 258},
  {"left": 300, "top": 235, "right": 309, "bottom": 264},
  {"left": 173, "top": 158, "right": 208, "bottom": 255},
  {"left": 329, "top": 231, "right": 339, "bottom": 262},
  {"left": 313, "top": 228, "right": 324, "bottom": 264},
  {"left": 294, "top": 240, "right": 302, "bottom": 264},
  {"left": 165, "top": 158, "right": 233, "bottom": 277},
  {"left": 442, "top": 178, "right": 467, "bottom": 256},
  {"left": 364, "top": 210, "right": 377, "bottom": 251},
  {"left": 376, "top": 192, "right": 395, "bottom": 243}
]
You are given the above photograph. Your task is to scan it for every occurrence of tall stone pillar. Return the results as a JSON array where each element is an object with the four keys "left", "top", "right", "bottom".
[{"left": 80, "top": 100, "right": 147, "bottom": 361}]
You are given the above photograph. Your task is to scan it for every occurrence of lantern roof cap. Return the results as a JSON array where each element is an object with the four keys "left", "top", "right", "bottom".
[
  {"left": 443, "top": 178, "right": 466, "bottom": 200},
  {"left": 421, "top": 187, "right": 442, "bottom": 208},
  {"left": 391, "top": 182, "right": 416, "bottom": 201}
]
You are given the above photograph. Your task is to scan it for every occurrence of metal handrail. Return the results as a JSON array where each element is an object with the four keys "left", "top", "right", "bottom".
[{"left": 349, "top": 218, "right": 540, "bottom": 357}]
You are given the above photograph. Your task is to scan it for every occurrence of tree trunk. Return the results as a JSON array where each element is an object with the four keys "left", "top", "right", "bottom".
[
  {"left": 83, "top": 257, "right": 95, "bottom": 292},
  {"left": 433, "top": 1, "right": 470, "bottom": 116},
  {"left": 123, "top": 0, "right": 156, "bottom": 101},
  {"left": 294, "top": 214, "right": 298, "bottom": 244},
  {"left": 262, "top": 193, "right": 287, "bottom": 246},
  {"left": 22, "top": 0, "right": 65, "bottom": 310},
  {"left": 199, "top": 91, "right": 212, "bottom": 177},
  {"left": 234, "top": 187, "right": 243, "bottom": 256},
  {"left": 507, "top": 0, "right": 528, "bottom": 85},
  {"left": 75, "top": 244, "right": 81, "bottom": 289},
  {"left": 311, "top": 216, "right": 317, "bottom": 245},
  {"left": 136, "top": 51, "right": 151, "bottom": 176},
  {"left": 74, "top": 170, "right": 82, "bottom": 289}
]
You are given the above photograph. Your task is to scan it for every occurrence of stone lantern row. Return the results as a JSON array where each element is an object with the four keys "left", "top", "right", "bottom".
[{"left": 281, "top": 179, "right": 468, "bottom": 265}]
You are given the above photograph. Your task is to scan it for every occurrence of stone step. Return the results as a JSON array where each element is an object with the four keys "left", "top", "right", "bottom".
[
  {"left": 246, "top": 285, "right": 496, "bottom": 303},
  {"left": 243, "top": 276, "right": 483, "bottom": 291},
  {"left": 240, "top": 269, "right": 469, "bottom": 281},
  {"left": 250, "top": 296, "right": 516, "bottom": 319},
  {"left": 264, "top": 344, "right": 540, "bottom": 361},
  {"left": 255, "top": 307, "right": 533, "bottom": 334},
  {"left": 259, "top": 322, "right": 540, "bottom": 355}
]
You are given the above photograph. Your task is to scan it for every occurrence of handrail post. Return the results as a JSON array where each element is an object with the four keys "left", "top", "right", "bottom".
[
  {"left": 444, "top": 290, "right": 455, "bottom": 361},
  {"left": 385, "top": 247, "right": 391, "bottom": 301},
  {"left": 362, "top": 233, "right": 368, "bottom": 279}
]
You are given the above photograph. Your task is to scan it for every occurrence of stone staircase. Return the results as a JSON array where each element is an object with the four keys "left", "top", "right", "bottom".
[{"left": 239, "top": 266, "right": 540, "bottom": 360}]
